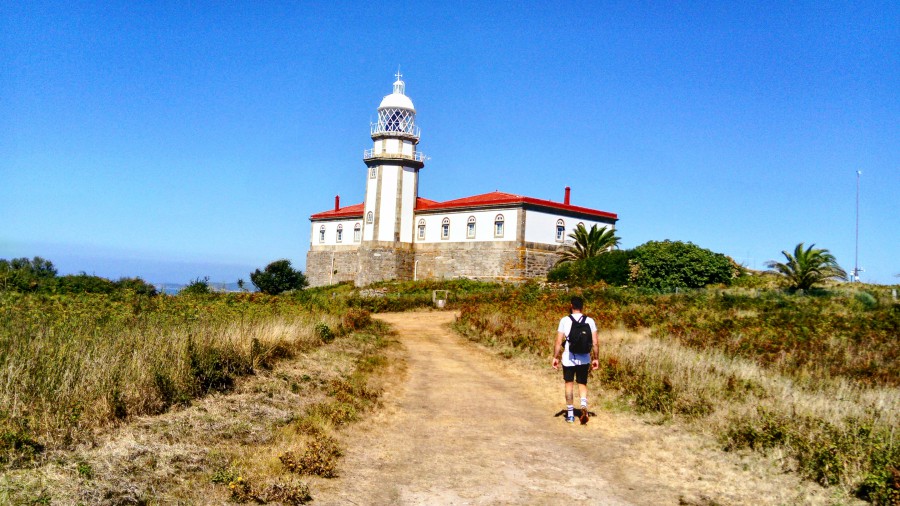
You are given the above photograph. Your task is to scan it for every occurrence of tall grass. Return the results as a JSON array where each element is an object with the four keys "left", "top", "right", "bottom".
[
  {"left": 0, "top": 292, "right": 339, "bottom": 463},
  {"left": 453, "top": 287, "right": 900, "bottom": 504}
]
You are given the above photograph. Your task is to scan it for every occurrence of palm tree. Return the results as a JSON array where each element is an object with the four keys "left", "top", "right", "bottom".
[
  {"left": 556, "top": 224, "right": 620, "bottom": 264},
  {"left": 765, "top": 243, "right": 847, "bottom": 290}
]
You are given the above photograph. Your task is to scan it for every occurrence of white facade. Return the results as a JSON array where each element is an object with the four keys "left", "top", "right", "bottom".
[
  {"left": 523, "top": 210, "right": 615, "bottom": 245},
  {"left": 414, "top": 209, "right": 518, "bottom": 243},
  {"left": 312, "top": 219, "right": 364, "bottom": 247}
]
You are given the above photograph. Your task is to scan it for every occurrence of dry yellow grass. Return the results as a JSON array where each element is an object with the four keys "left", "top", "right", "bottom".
[{"left": 0, "top": 306, "right": 394, "bottom": 505}]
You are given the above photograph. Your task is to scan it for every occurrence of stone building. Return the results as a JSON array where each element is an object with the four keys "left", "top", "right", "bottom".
[{"left": 306, "top": 74, "right": 618, "bottom": 287}]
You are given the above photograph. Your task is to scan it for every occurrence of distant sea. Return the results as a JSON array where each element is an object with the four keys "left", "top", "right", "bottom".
[{"left": 155, "top": 281, "right": 250, "bottom": 295}]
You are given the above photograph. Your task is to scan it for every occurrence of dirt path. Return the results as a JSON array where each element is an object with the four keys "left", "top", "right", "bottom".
[
  {"left": 314, "top": 311, "right": 841, "bottom": 506},
  {"left": 315, "top": 310, "right": 631, "bottom": 505}
]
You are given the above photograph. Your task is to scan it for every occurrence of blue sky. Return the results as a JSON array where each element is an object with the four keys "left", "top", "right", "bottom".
[{"left": 2, "top": 2, "right": 898, "bottom": 285}]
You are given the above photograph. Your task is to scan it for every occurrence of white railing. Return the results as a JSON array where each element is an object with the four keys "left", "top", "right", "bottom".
[
  {"left": 363, "top": 149, "right": 425, "bottom": 162},
  {"left": 370, "top": 123, "right": 421, "bottom": 137}
]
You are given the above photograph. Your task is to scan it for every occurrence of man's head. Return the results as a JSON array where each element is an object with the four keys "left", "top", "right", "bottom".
[{"left": 570, "top": 296, "right": 584, "bottom": 311}]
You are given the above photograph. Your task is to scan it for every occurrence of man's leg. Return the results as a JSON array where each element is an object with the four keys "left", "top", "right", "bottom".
[
  {"left": 564, "top": 381, "right": 575, "bottom": 421},
  {"left": 576, "top": 366, "right": 590, "bottom": 424}
]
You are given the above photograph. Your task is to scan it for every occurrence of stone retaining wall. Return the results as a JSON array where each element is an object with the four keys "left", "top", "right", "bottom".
[
  {"left": 306, "top": 247, "right": 359, "bottom": 287},
  {"left": 307, "top": 241, "right": 564, "bottom": 287},
  {"left": 356, "top": 242, "right": 415, "bottom": 286}
]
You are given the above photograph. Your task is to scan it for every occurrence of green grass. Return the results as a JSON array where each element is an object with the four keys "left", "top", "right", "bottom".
[{"left": 453, "top": 285, "right": 900, "bottom": 504}]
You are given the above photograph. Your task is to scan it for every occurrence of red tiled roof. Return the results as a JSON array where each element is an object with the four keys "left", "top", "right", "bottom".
[
  {"left": 310, "top": 192, "right": 617, "bottom": 221},
  {"left": 309, "top": 202, "right": 365, "bottom": 220},
  {"left": 415, "top": 190, "right": 618, "bottom": 220}
]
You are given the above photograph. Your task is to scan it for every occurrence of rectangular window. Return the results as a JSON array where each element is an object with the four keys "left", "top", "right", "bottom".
[
  {"left": 556, "top": 226, "right": 565, "bottom": 242},
  {"left": 441, "top": 224, "right": 449, "bottom": 239},
  {"left": 369, "top": 166, "right": 377, "bottom": 179},
  {"left": 495, "top": 221, "right": 504, "bottom": 237},
  {"left": 418, "top": 225, "right": 425, "bottom": 240},
  {"left": 354, "top": 228, "right": 361, "bottom": 242},
  {"left": 467, "top": 222, "right": 475, "bottom": 239},
  {"left": 336, "top": 230, "right": 343, "bottom": 242}
]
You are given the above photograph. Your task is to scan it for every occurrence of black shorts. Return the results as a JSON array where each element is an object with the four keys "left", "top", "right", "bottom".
[{"left": 562, "top": 364, "right": 590, "bottom": 385}]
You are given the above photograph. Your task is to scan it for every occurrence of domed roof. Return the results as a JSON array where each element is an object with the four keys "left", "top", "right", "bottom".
[{"left": 378, "top": 75, "right": 415, "bottom": 111}]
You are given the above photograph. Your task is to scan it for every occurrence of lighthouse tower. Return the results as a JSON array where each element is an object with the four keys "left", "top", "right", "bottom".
[{"left": 356, "top": 73, "right": 425, "bottom": 285}]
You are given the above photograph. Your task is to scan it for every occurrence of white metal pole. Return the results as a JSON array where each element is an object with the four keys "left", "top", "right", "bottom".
[{"left": 854, "top": 170, "right": 861, "bottom": 282}]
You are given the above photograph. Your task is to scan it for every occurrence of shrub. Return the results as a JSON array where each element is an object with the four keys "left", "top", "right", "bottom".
[
  {"left": 315, "top": 322, "right": 335, "bottom": 343},
  {"left": 0, "top": 257, "right": 57, "bottom": 292},
  {"left": 548, "top": 249, "right": 634, "bottom": 286},
  {"left": 180, "top": 277, "right": 212, "bottom": 295},
  {"left": 629, "top": 240, "right": 736, "bottom": 290},
  {"left": 854, "top": 291, "right": 878, "bottom": 310},
  {"left": 250, "top": 260, "right": 308, "bottom": 295},
  {"left": 280, "top": 436, "right": 342, "bottom": 478},
  {"left": 341, "top": 308, "right": 372, "bottom": 331}
]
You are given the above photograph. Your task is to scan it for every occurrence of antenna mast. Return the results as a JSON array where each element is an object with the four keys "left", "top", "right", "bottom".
[{"left": 854, "top": 170, "right": 861, "bottom": 282}]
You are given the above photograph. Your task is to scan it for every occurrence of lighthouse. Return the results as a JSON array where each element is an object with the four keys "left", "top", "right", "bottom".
[
  {"left": 305, "top": 73, "right": 618, "bottom": 287},
  {"left": 355, "top": 73, "right": 425, "bottom": 284}
]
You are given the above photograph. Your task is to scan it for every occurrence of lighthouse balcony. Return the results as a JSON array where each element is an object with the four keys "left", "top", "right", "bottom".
[
  {"left": 363, "top": 149, "right": 426, "bottom": 166},
  {"left": 370, "top": 123, "right": 421, "bottom": 140}
]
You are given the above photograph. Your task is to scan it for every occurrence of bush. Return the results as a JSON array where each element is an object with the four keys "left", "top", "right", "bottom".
[
  {"left": 55, "top": 273, "right": 116, "bottom": 294},
  {"left": 180, "top": 277, "right": 212, "bottom": 295},
  {"left": 629, "top": 240, "right": 736, "bottom": 290},
  {"left": 251, "top": 260, "right": 308, "bottom": 295},
  {"left": 548, "top": 250, "right": 634, "bottom": 286},
  {"left": 0, "top": 257, "right": 57, "bottom": 292}
]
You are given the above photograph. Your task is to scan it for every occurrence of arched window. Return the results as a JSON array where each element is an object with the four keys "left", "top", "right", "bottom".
[
  {"left": 366, "top": 211, "right": 374, "bottom": 224},
  {"left": 336, "top": 224, "right": 343, "bottom": 243},
  {"left": 494, "top": 214, "right": 505, "bottom": 238},
  {"left": 319, "top": 225, "right": 326, "bottom": 243},
  {"left": 417, "top": 219, "right": 426, "bottom": 240},
  {"left": 466, "top": 216, "right": 476, "bottom": 239},
  {"left": 556, "top": 219, "right": 565, "bottom": 242},
  {"left": 441, "top": 217, "right": 450, "bottom": 240},
  {"left": 578, "top": 222, "right": 585, "bottom": 230},
  {"left": 353, "top": 223, "right": 361, "bottom": 242}
]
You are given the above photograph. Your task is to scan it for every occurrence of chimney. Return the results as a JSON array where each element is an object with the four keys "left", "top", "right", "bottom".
[
  {"left": 334, "top": 195, "right": 340, "bottom": 211},
  {"left": 564, "top": 186, "right": 571, "bottom": 205}
]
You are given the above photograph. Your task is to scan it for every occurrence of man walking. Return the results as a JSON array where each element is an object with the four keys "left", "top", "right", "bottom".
[{"left": 551, "top": 296, "right": 599, "bottom": 424}]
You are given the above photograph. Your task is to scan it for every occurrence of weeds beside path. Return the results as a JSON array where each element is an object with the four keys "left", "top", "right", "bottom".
[
  {"left": 313, "top": 311, "right": 844, "bottom": 505},
  {"left": 0, "top": 311, "right": 394, "bottom": 505}
]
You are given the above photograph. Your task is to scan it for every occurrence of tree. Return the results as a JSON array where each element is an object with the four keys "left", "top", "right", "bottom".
[
  {"left": 765, "top": 243, "right": 847, "bottom": 291},
  {"left": 556, "top": 224, "right": 620, "bottom": 265},
  {"left": 629, "top": 240, "right": 736, "bottom": 290},
  {"left": 250, "top": 260, "right": 308, "bottom": 295},
  {"left": 0, "top": 256, "right": 58, "bottom": 292}
]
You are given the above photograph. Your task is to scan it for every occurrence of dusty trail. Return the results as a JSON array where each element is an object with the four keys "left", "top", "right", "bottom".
[
  {"left": 314, "top": 311, "right": 842, "bottom": 506},
  {"left": 315, "top": 311, "right": 634, "bottom": 505}
]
